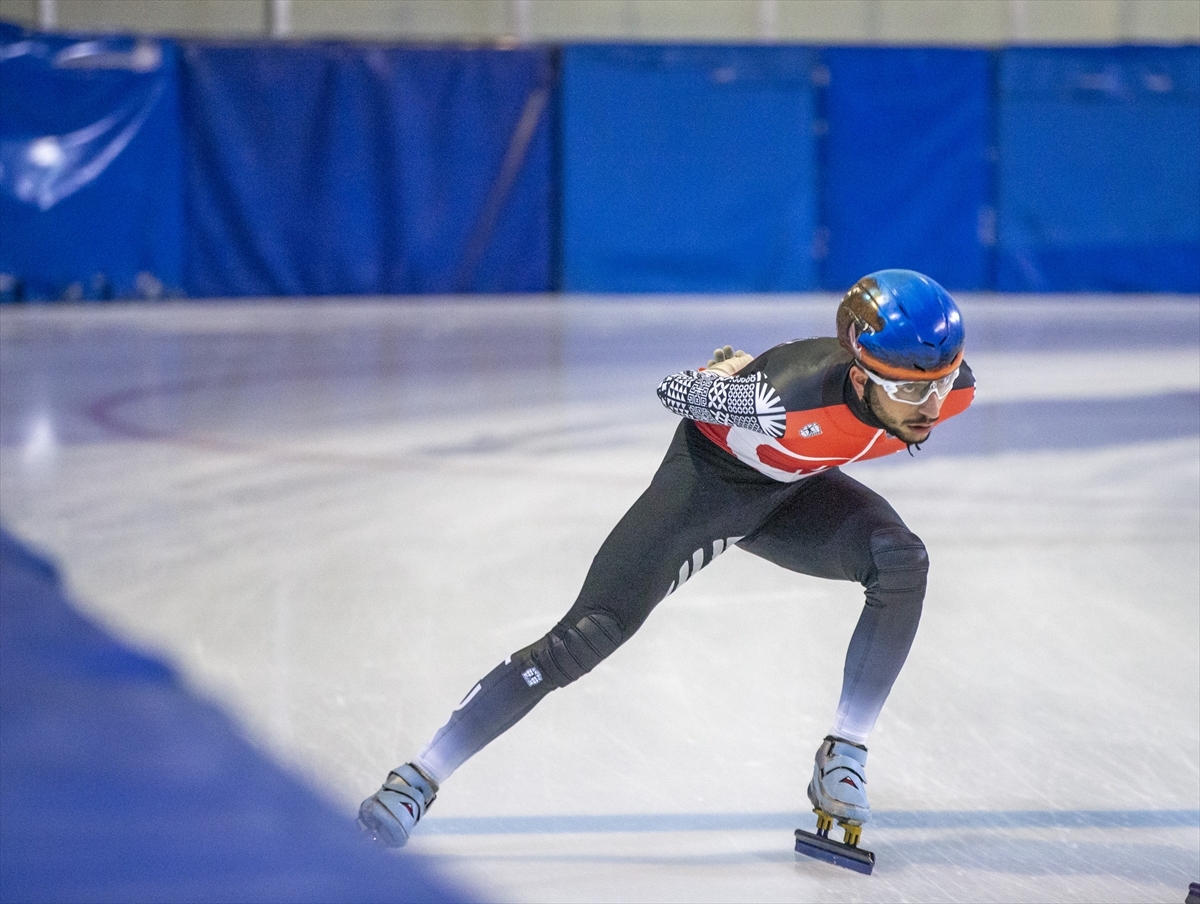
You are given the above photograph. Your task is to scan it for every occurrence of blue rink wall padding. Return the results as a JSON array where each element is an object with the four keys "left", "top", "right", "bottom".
[
  {"left": 181, "top": 43, "right": 554, "bottom": 296},
  {"left": 560, "top": 44, "right": 818, "bottom": 292},
  {"left": 2, "top": 20, "right": 1198, "bottom": 299},
  {"left": 0, "top": 527, "right": 472, "bottom": 903},
  {"left": 818, "top": 48, "right": 993, "bottom": 291},
  {"left": 0, "top": 25, "right": 185, "bottom": 301},
  {"left": 996, "top": 46, "right": 1200, "bottom": 292}
]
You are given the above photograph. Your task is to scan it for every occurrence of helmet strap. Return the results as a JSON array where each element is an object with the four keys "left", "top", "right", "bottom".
[
  {"left": 848, "top": 364, "right": 889, "bottom": 434},
  {"left": 860, "top": 378, "right": 886, "bottom": 427}
]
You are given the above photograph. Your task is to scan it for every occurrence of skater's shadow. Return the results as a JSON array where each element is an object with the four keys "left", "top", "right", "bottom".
[
  {"left": 872, "top": 808, "right": 1199, "bottom": 885},
  {"left": 882, "top": 835, "right": 1193, "bottom": 886}
]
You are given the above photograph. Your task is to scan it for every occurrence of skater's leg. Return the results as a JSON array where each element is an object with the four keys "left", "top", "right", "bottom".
[
  {"left": 832, "top": 525, "right": 926, "bottom": 743},
  {"left": 739, "top": 468, "right": 924, "bottom": 834},
  {"left": 737, "top": 468, "right": 927, "bottom": 744},
  {"left": 412, "top": 422, "right": 798, "bottom": 786},
  {"left": 413, "top": 650, "right": 558, "bottom": 786}
]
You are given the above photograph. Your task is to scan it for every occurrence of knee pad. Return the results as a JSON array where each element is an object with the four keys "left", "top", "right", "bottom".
[
  {"left": 867, "top": 528, "right": 928, "bottom": 601},
  {"left": 521, "top": 612, "right": 624, "bottom": 688}
]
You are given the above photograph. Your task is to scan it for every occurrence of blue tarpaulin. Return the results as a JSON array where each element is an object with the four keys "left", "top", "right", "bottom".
[
  {"left": 996, "top": 46, "right": 1200, "bottom": 292},
  {"left": 0, "top": 24, "right": 184, "bottom": 301},
  {"left": 818, "top": 48, "right": 993, "bottom": 291},
  {"left": 180, "top": 43, "right": 554, "bottom": 296},
  {"left": 560, "top": 44, "right": 818, "bottom": 292}
]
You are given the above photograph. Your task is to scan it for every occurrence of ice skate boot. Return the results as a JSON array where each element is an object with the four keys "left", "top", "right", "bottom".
[
  {"left": 357, "top": 763, "right": 437, "bottom": 848},
  {"left": 794, "top": 736, "right": 875, "bottom": 874}
]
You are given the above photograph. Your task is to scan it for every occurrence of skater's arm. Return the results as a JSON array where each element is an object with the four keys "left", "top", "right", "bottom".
[{"left": 656, "top": 356, "right": 787, "bottom": 438}]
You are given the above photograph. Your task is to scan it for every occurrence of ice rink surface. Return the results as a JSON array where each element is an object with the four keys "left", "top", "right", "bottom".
[{"left": 1, "top": 294, "right": 1198, "bottom": 903}]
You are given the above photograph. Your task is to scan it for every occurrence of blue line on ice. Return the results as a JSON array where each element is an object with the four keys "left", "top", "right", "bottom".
[{"left": 422, "top": 808, "right": 1200, "bottom": 835}]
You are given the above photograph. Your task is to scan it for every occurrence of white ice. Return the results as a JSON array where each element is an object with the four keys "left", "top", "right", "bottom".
[{"left": 1, "top": 296, "right": 1197, "bottom": 903}]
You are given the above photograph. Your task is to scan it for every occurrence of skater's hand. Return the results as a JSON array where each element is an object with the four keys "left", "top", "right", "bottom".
[{"left": 706, "top": 345, "right": 753, "bottom": 376}]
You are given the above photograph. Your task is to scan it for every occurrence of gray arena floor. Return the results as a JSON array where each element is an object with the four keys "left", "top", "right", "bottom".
[{"left": 1, "top": 295, "right": 1197, "bottom": 903}]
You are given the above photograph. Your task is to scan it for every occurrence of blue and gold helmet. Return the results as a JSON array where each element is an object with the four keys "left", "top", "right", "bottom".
[{"left": 836, "top": 269, "right": 964, "bottom": 381}]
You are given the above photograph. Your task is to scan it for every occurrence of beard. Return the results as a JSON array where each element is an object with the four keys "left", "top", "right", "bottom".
[{"left": 865, "top": 383, "right": 938, "bottom": 445}]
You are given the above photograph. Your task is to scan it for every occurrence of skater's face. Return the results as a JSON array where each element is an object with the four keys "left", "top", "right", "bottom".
[{"left": 849, "top": 365, "right": 946, "bottom": 444}]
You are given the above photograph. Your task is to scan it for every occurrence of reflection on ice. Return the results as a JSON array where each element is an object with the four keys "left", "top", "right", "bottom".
[{"left": 21, "top": 412, "right": 56, "bottom": 470}]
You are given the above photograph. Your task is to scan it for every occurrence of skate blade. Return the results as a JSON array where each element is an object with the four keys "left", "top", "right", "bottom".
[{"left": 794, "top": 829, "right": 875, "bottom": 875}]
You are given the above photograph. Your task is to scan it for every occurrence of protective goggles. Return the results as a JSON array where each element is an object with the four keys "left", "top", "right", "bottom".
[{"left": 862, "top": 366, "right": 959, "bottom": 405}]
